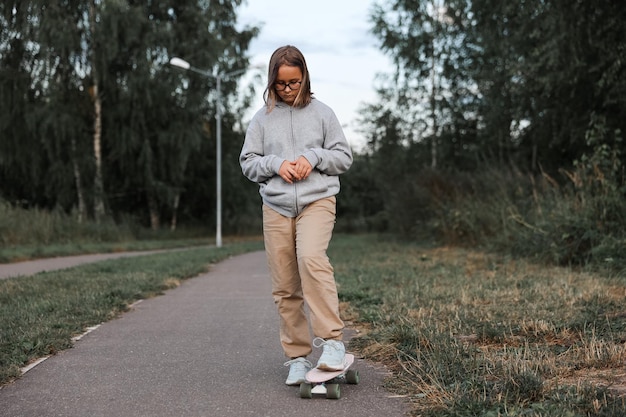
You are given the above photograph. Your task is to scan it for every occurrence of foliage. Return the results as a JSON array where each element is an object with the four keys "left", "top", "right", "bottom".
[
  {"left": 340, "top": 135, "right": 625, "bottom": 271},
  {"left": 337, "top": 0, "right": 626, "bottom": 270},
  {"left": 0, "top": 0, "right": 260, "bottom": 231},
  {"left": 504, "top": 127, "right": 625, "bottom": 269},
  {"left": 367, "top": 0, "right": 626, "bottom": 172},
  {"left": 0, "top": 198, "right": 252, "bottom": 262}
]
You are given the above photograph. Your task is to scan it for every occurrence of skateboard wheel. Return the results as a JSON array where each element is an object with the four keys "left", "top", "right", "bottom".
[
  {"left": 299, "top": 382, "right": 312, "bottom": 399},
  {"left": 346, "top": 369, "right": 359, "bottom": 384},
  {"left": 326, "top": 383, "right": 340, "bottom": 399}
]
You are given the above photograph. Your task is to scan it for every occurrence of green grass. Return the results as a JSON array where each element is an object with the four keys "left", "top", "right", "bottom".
[
  {"left": 0, "top": 240, "right": 263, "bottom": 384},
  {"left": 329, "top": 234, "right": 626, "bottom": 416},
  {"left": 0, "top": 198, "right": 228, "bottom": 263}
]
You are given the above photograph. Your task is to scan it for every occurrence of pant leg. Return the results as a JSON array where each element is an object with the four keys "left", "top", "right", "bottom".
[
  {"left": 262, "top": 204, "right": 312, "bottom": 358},
  {"left": 296, "top": 197, "right": 344, "bottom": 341}
]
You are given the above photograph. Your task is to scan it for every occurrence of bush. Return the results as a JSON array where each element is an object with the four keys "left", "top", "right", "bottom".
[
  {"left": 0, "top": 201, "right": 134, "bottom": 246},
  {"left": 414, "top": 156, "right": 624, "bottom": 271}
]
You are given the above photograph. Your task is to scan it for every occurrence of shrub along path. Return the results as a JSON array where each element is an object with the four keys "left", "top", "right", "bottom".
[{"left": 0, "top": 251, "right": 409, "bottom": 416}]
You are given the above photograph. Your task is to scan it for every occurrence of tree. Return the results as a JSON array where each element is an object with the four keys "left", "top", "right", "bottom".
[
  {"left": 0, "top": 2, "right": 43, "bottom": 206},
  {"left": 368, "top": 0, "right": 626, "bottom": 172},
  {"left": 0, "top": 0, "right": 260, "bottom": 233},
  {"left": 98, "top": 0, "right": 258, "bottom": 230},
  {"left": 348, "top": 0, "right": 625, "bottom": 241},
  {"left": 87, "top": 0, "right": 105, "bottom": 222},
  {"left": 370, "top": 0, "right": 478, "bottom": 170}
]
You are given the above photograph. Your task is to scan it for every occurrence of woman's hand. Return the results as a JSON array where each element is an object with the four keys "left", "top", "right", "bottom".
[
  {"left": 293, "top": 156, "right": 312, "bottom": 181},
  {"left": 278, "top": 160, "right": 297, "bottom": 183},
  {"left": 279, "top": 157, "right": 313, "bottom": 183}
]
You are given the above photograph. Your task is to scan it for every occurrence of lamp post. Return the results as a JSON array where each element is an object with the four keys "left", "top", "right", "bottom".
[{"left": 169, "top": 57, "right": 255, "bottom": 248}]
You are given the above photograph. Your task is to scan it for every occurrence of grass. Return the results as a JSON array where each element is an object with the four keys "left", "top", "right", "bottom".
[
  {"left": 0, "top": 198, "right": 232, "bottom": 263},
  {"left": 329, "top": 234, "right": 626, "bottom": 416},
  {"left": 2, "top": 233, "right": 625, "bottom": 415},
  {"left": 0, "top": 240, "right": 263, "bottom": 385}
]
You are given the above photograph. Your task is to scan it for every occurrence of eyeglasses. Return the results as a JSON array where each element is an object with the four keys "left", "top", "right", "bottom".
[{"left": 274, "top": 81, "right": 302, "bottom": 91}]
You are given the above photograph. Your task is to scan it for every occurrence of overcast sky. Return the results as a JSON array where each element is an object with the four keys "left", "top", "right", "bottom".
[{"left": 237, "top": 0, "right": 392, "bottom": 149}]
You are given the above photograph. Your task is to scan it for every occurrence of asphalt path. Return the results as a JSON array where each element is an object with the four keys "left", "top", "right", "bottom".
[
  {"left": 0, "top": 250, "right": 409, "bottom": 416},
  {"left": 0, "top": 249, "right": 182, "bottom": 280}
]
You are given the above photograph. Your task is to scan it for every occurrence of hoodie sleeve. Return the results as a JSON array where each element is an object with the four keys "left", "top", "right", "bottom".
[
  {"left": 240, "top": 115, "right": 285, "bottom": 183},
  {"left": 301, "top": 105, "right": 353, "bottom": 175}
]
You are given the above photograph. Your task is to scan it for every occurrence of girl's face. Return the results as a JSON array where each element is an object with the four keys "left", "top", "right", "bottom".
[{"left": 275, "top": 65, "right": 303, "bottom": 106}]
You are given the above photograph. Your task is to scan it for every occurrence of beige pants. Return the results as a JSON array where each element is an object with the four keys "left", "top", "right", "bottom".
[{"left": 263, "top": 196, "right": 344, "bottom": 358}]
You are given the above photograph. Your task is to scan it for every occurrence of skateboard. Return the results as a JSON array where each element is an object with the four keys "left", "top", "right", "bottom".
[{"left": 299, "top": 353, "right": 359, "bottom": 399}]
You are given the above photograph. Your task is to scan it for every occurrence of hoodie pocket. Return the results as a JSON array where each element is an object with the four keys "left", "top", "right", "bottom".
[{"left": 261, "top": 177, "right": 286, "bottom": 197}]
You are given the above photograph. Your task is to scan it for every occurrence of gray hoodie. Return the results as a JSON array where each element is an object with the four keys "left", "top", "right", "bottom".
[{"left": 240, "top": 99, "right": 353, "bottom": 217}]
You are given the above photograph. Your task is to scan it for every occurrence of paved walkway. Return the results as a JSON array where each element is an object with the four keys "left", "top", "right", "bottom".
[
  {"left": 0, "top": 251, "right": 409, "bottom": 416},
  {"left": 0, "top": 249, "right": 182, "bottom": 280}
]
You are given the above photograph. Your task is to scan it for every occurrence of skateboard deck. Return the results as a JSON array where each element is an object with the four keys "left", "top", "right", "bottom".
[
  {"left": 299, "top": 354, "right": 359, "bottom": 399},
  {"left": 305, "top": 353, "right": 355, "bottom": 383}
]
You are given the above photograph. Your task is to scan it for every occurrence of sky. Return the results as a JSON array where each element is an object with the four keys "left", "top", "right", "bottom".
[{"left": 237, "top": 0, "right": 392, "bottom": 150}]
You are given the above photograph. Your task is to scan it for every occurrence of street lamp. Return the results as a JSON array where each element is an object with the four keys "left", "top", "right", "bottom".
[{"left": 169, "top": 56, "right": 260, "bottom": 248}]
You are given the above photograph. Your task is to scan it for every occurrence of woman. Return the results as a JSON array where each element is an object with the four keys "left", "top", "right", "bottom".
[{"left": 239, "top": 45, "right": 353, "bottom": 385}]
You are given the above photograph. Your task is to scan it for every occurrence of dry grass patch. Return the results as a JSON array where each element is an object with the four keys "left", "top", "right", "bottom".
[{"left": 332, "top": 235, "right": 626, "bottom": 416}]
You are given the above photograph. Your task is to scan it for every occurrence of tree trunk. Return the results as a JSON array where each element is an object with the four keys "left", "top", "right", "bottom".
[
  {"left": 148, "top": 193, "right": 160, "bottom": 231},
  {"left": 170, "top": 192, "right": 180, "bottom": 231},
  {"left": 89, "top": 0, "right": 105, "bottom": 223},
  {"left": 429, "top": 0, "right": 442, "bottom": 170},
  {"left": 91, "top": 83, "right": 106, "bottom": 222},
  {"left": 71, "top": 137, "right": 86, "bottom": 223},
  {"left": 430, "top": 37, "right": 438, "bottom": 170}
]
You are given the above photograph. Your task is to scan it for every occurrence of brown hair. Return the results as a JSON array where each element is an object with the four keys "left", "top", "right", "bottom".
[{"left": 264, "top": 45, "right": 313, "bottom": 112}]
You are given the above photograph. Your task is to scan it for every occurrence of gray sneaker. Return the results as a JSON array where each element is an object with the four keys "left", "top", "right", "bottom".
[
  {"left": 314, "top": 337, "right": 346, "bottom": 371},
  {"left": 284, "top": 357, "right": 312, "bottom": 385}
]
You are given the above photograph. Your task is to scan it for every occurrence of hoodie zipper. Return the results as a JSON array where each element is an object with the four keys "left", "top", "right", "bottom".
[{"left": 289, "top": 107, "right": 299, "bottom": 215}]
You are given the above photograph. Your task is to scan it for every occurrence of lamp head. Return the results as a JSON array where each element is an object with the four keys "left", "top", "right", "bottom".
[{"left": 169, "top": 57, "right": 191, "bottom": 70}]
